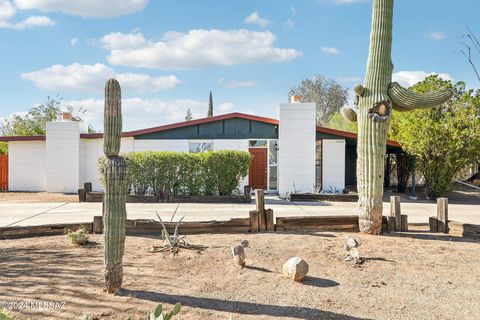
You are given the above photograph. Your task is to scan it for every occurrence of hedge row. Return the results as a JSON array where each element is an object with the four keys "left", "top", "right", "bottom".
[{"left": 100, "top": 150, "right": 252, "bottom": 196}]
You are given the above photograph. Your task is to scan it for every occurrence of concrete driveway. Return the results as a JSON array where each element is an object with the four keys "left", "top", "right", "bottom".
[{"left": 0, "top": 198, "right": 479, "bottom": 227}]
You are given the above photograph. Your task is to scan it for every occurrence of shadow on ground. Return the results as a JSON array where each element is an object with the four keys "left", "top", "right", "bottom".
[
  {"left": 383, "top": 231, "right": 480, "bottom": 244},
  {"left": 119, "top": 289, "right": 369, "bottom": 320}
]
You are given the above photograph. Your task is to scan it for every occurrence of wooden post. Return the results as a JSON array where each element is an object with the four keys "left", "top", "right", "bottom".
[
  {"left": 78, "top": 189, "right": 87, "bottom": 202},
  {"left": 429, "top": 216, "right": 438, "bottom": 232},
  {"left": 387, "top": 216, "right": 395, "bottom": 232},
  {"left": 249, "top": 210, "right": 259, "bottom": 232},
  {"left": 84, "top": 182, "right": 93, "bottom": 192},
  {"left": 437, "top": 198, "right": 448, "bottom": 233},
  {"left": 381, "top": 216, "right": 388, "bottom": 233},
  {"left": 93, "top": 216, "right": 103, "bottom": 234},
  {"left": 250, "top": 189, "right": 274, "bottom": 232},
  {"left": 265, "top": 209, "right": 274, "bottom": 231},
  {"left": 400, "top": 214, "right": 408, "bottom": 231},
  {"left": 255, "top": 189, "right": 265, "bottom": 213},
  {"left": 390, "top": 196, "right": 401, "bottom": 231},
  {"left": 244, "top": 185, "right": 252, "bottom": 203}
]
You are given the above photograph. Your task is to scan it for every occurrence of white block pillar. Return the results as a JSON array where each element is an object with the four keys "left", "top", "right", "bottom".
[
  {"left": 322, "top": 139, "right": 346, "bottom": 192},
  {"left": 46, "top": 120, "right": 87, "bottom": 193},
  {"left": 278, "top": 102, "right": 316, "bottom": 197}
]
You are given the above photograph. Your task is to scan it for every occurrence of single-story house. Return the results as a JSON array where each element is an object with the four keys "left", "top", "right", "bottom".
[{"left": 0, "top": 101, "right": 402, "bottom": 197}]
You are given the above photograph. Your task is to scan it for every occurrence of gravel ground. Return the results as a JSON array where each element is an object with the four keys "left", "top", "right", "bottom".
[{"left": 1, "top": 229, "right": 479, "bottom": 320}]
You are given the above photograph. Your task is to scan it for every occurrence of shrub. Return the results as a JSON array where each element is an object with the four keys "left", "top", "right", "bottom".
[
  {"left": 66, "top": 226, "right": 90, "bottom": 246},
  {"left": 0, "top": 308, "right": 12, "bottom": 320},
  {"left": 100, "top": 150, "right": 251, "bottom": 197}
]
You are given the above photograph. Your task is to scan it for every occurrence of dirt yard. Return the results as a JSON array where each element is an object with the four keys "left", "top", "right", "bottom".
[
  {"left": 1, "top": 230, "right": 479, "bottom": 320},
  {"left": 0, "top": 192, "right": 78, "bottom": 203}
]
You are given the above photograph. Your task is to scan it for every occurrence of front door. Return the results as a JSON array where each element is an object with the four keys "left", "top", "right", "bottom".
[{"left": 249, "top": 148, "right": 267, "bottom": 190}]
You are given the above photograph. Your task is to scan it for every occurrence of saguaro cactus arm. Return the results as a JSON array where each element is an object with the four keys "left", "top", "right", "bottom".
[{"left": 388, "top": 82, "right": 453, "bottom": 111}]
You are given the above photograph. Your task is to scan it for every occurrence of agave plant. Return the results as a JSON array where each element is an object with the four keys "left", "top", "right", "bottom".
[{"left": 150, "top": 212, "right": 189, "bottom": 254}]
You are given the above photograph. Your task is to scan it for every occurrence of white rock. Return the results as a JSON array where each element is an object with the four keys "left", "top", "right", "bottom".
[
  {"left": 282, "top": 257, "right": 309, "bottom": 282},
  {"left": 231, "top": 245, "right": 246, "bottom": 266}
]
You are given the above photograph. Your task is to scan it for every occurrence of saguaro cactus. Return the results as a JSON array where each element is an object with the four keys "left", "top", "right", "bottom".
[
  {"left": 103, "top": 79, "right": 128, "bottom": 293},
  {"left": 342, "top": 0, "right": 452, "bottom": 234}
]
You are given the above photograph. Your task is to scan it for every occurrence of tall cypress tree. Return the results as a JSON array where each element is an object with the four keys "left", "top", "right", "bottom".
[{"left": 207, "top": 91, "right": 213, "bottom": 117}]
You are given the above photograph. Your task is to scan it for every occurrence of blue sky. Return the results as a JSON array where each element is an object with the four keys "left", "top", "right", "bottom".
[{"left": 1, "top": 0, "right": 479, "bottom": 131}]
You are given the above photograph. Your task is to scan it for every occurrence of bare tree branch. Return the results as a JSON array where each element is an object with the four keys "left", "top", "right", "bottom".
[{"left": 461, "top": 26, "right": 480, "bottom": 84}]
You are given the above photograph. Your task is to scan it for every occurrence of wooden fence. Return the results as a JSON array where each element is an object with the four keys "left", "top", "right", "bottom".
[{"left": 0, "top": 155, "right": 7, "bottom": 191}]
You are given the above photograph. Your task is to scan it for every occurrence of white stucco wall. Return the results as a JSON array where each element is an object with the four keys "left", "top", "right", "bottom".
[
  {"left": 322, "top": 139, "right": 346, "bottom": 192},
  {"left": 46, "top": 121, "right": 87, "bottom": 193},
  {"left": 278, "top": 102, "right": 316, "bottom": 197},
  {"left": 8, "top": 141, "right": 47, "bottom": 192}
]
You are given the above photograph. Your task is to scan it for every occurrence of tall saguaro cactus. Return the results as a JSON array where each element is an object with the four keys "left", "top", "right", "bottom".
[
  {"left": 103, "top": 79, "right": 128, "bottom": 293},
  {"left": 342, "top": 0, "right": 452, "bottom": 234}
]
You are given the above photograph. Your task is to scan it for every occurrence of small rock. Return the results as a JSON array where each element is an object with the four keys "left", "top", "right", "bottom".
[
  {"left": 231, "top": 245, "right": 246, "bottom": 266},
  {"left": 282, "top": 257, "right": 309, "bottom": 282},
  {"left": 344, "top": 236, "right": 362, "bottom": 264}
]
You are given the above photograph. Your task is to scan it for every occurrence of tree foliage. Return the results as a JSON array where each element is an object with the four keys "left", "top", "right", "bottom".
[
  {"left": 0, "top": 97, "right": 93, "bottom": 154},
  {"left": 1, "top": 97, "right": 91, "bottom": 136},
  {"left": 390, "top": 75, "right": 480, "bottom": 199},
  {"left": 289, "top": 75, "right": 348, "bottom": 126},
  {"left": 325, "top": 111, "right": 357, "bottom": 133},
  {"left": 0, "top": 143, "right": 7, "bottom": 155}
]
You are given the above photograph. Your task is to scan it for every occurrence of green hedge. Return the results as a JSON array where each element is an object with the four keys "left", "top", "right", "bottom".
[{"left": 100, "top": 150, "right": 252, "bottom": 196}]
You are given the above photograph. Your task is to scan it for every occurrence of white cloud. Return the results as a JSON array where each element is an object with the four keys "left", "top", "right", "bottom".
[
  {"left": 102, "top": 30, "right": 302, "bottom": 70},
  {"left": 100, "top": 32, "right": 147, "bottom": 50},
  {"left": 70, "top": 37, "right": 79, "bottom": 47},
  {"left": 13, "top": 0, "right": 148, "bottom": 18},
  {"left": 21, "top": 63, "right": 180, "bottom": 93},
  {"left": 337, "top": 76, "right": 363, "bottom": 83},
  {"left": 219, "top": 78, "right": 258, "bottom": 89},
  {"left": 428, "top": 31, "right": 445, "bottom": 41},
  {"left": 64, "top": 97, "right": 235, "bottom": 131},
  {"left": 392, "top": 71, "right": 453, "bottom": 87},
  {"left": 244, "top": 11, "right": 270, "bottom": 28},
  {"left": 320, "top": 46, "right": 340, "bottom": 54},
  {"left": 0, "top": 0, "right": 16, "bottom": 23},
  {"left": 0, "top": 0, "right": 55, "bottom": 30},
  {"left": 283, "top": 19, "right": 294, "bottom": 28},
  {"left": 13, "top": 15, "right": 55, "bottom": 29},
  {"left": 290, "top": 6, "right": 297, "bottom": 16}
]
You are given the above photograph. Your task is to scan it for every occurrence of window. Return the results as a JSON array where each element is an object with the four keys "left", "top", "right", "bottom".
[
  {"left": 268, "top": 140, "right": 278, "bottom": 190},
  {"left": 269, "top": 140, "right": 278, "bottom": 165},
  {"left": 189, "top": 141, "right": 213, "bottom": 153},
  {"left": 249, "top": 140, "right": 267, "bottom": 148},
  {"left": 269, "top": 166, "right": 277, "bottom": 190}
]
